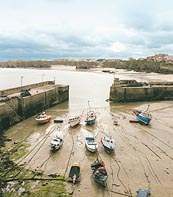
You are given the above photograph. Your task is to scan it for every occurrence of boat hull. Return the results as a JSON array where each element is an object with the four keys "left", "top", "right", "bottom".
[
  {"left": 85, "top": 118, "right": 95, "bottom": 125},
  {"left": 85, "top": 137, "right": 98, "bottom": 153},
  {"left": 136, "top": 115, "right": 151, "bottom": 125},
  {"left": 50, "top": 142, "right": 63, "bottom": 151},
  {"left": 69, "top": 117, "right": 81, "bottom": 127},
  {"left": 86, "top": 143, "right": 98, "bottom": 153},
  {"left": 69, "top": 163, "right": 80, "bottom": 183},
  {"left": 93, "top": 172, "right": 108, "bottom": 188},
  {"left": 36, "top": 116, "right": 51, "bottom": 124},
  {"left": 101, "top": 137, "right": 115, "bottom": 154}
]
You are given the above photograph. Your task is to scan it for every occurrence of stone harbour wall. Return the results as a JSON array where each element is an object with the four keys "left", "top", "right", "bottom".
[
  {"left": 0, "top": 82, "right": 69, "bottom": 131},
  {"left": 110, "top": 78, "right": 173, "bottom": 102}
]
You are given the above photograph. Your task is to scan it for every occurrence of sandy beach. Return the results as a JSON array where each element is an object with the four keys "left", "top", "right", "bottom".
[{"left": 4, "top": 100, "right": 173, "bottom": 197}]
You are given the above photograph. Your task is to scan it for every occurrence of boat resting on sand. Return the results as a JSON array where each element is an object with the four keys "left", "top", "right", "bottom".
[
  {"left": 68, "top": 116, "right": 81, "bottom": 127},
  {"left": 91, "top": 159, "right": 108, "bottom": 188},
  {"left": 35, "top": 112, "right": 51, "bottom": 124},
  {"left": 101, "top": 136, "right": 115, "bottom": 154},
  {"left": 85, "top": 111, "right": 96, "bottom": 125},
  {"left": 68, "top": 163, "right": 81, "bottom": 183},
  {"left": 49, "top": 132, "right": 64, "bottom": 151},
  {"left": 54, "top": 119, "right": 63, "bottom": 123},
  {"left": 135, "top": 105, "right": 152, "bottom": 125},
  {"left": 85, "top": 137, "right": 98, "bottom": 153}
]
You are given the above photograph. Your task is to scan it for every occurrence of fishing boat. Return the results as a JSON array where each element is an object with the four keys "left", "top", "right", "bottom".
[
  {"left": 101, "top": 136, "right": 116, "bottom": 154},
  {"left": 85, "top": 101, "right": 96, "bottom": 125},
  {"left": 49, "top": 132, "right": 64, "bottom": 151},
  {"left": 85, "top": 110, "right": 96, "bottom": 125},
  {"left": 68, "top": 163, "right": 81, "bottom": 183},
  {"left": 68, "top": 115, "right": 81, "bottom": 127},
  {"left": 135, "top": 105, "right": 152, "bottom": 125},
  {"left": 91, "top": 159, "right": 108, "bottom": 188},
  {"left": 85, "top": 137, "right": 98, "bottom": 153},
  {"left": 35, "top": 112, "right": 51, "bottom": 124}
]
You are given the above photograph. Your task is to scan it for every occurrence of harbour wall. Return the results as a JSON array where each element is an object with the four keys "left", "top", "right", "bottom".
[
  {"left": 0, "top": 81, "right": 54, "bottom": 96},
  {"left": 0, "top": 81, "right": 69, "bottom": 131},
  {"left": 110, "top": 78, "right": 173, "bottom": 102}
]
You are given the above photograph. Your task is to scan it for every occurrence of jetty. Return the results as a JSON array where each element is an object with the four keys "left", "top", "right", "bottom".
[
  {"left": 110, "top": 78, "right": 173, "bottom": 102},
  {"left": 0, "top": 81, "right": 69, "bottom": 131}
]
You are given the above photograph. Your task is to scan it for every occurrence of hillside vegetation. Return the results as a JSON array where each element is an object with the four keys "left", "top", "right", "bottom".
[{"left": 1, "top": 54, "right": 173, "bottom": 74}]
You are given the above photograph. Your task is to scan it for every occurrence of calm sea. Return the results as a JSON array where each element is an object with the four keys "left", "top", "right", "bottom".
[{"left": 0, "top": 67, "right": 164, "bottom": 110}]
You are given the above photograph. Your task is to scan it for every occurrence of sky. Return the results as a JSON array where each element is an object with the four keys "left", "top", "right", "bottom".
[{"left": 0, "top": 0, "right": 173, "bottom": 61}]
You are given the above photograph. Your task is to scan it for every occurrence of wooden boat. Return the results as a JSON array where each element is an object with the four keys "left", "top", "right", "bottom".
[
  {"left": 68, "top": 163, "right": 80, "bottom": 183},
  {"left": 135, "top": 105, "right": 152, "bottom": 125},
  {"left": 91, "top": 159, "right": 108, "bottom": 188},
  {"left": 68, "top": 116, "right": 81, "bottom": 127},
  {"left": 85, "top": 137, "right": 98, "bottom": 153},
  {"left": 49, "top": 132, "right": 64, "bottom": 151},
  {"left": 101, "top": 136, "right": 116, "bottom": 154},
  {"left": 35, "top": 112, "right": 51, "bottom": 124}
]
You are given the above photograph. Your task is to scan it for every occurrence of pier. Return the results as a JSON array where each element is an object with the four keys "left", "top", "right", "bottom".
[
  {"left": 0, "top": 81, "right": 69, "bottom": 131},
  {"left": 110, "top": 78, "right": 173, "bottom": 102}
]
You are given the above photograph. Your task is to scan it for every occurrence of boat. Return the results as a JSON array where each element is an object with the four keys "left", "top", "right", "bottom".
[
  {"left": 85, "top": 137, "right": 98, "bottom": 153},
  {"left": 101, "top": 136, "right": 116, "bottom": 154},
  {"left": 91, "top": 159, "right": 108, "bottom": 188},
  {"left": 35, "top": 112, "right": 51, "bottom": 124},
  {"left": 49, "top": 132, "right": 64, "bottom": 151},
  {"left": 68, "top": 163, "right": 81, "bottom": 183},
  {"left": 68, "top": 115, "right": 81, "bottom": 127},
  {"left": 54, "top": 119, "right": 63, "bottom": 123},
  {"left": 129, "top": 119, "right": 139, "bottom": 123},
  {"left": 85, "top": 110, "right": 96, "bottom": 125},
  {"left": 85, "top": 101, "right": 96, "bottom": 125},
  {"left": 135, "top": 105, "right": 152, "bottom": 125}
]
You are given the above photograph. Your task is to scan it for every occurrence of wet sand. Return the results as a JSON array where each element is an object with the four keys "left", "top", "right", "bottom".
[{"left": 4, "top": 101, "right": 173, "bottom": 197}]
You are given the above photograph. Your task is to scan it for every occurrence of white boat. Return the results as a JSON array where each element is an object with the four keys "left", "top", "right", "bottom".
[
  {"left": 49, "top": 132, "right": 64, "bottom": 151},
  {"left": 35, "top": 112, "right": 51, "bottom": 124},
  {"left": 85, "top": 111, "right": 96, "bottom": 125},
  {"left": 68, "top": 116, "right": 81, "bottom": 127},
  {"left": 85, "top": 101, "right": 96, "bottom": 125},
  {"left": 101, "top": 136, "right": 115, "bottom": 154},
  {"left": 85, "top": 137, "right": 98, "bottom": 153}
]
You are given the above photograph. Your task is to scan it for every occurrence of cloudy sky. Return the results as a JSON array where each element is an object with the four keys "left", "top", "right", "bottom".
[{"left": 0, "top": 0, "right": 173, "bottom": 61}]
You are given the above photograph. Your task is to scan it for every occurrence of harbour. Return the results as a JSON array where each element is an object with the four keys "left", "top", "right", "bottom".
[{"left": 0, "top": 68, "right": 173, "bottom": 196}]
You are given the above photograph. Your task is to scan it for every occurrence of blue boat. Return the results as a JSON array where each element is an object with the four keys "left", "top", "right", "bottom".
[
  {"left": 136, "top": 105, "right": 152, "bottom": 125},
  {"left": 91, "top": 159, "right": 108, "bottom": 188},
  {"left": 85, "top": 111, "right": 96, "bottom": 125},
  {"left": 85, "top": 101, "right": 96, "bottom": 125}
]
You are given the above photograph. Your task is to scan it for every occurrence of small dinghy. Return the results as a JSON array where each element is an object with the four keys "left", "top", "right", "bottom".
[
  {"left": 85, "top": 137, "right": 98, "bottom": 153},
  {"left": 91, "top": 159, "right": 108, "bottom": 188},
  {"left": 54, "top": 119, "right": 63, "bottom": 123},
  {"left": 49, "top": 132, "right": 64, "bottom": 151},
  {"left": 36, "top": 112, "right": 51, "bottom": 124},
  {"left": 101, "top": 136, "right": 115, "bottom": 154},
  {"left": 68, "top": 163, "right": 81, "bottom": 183}
]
